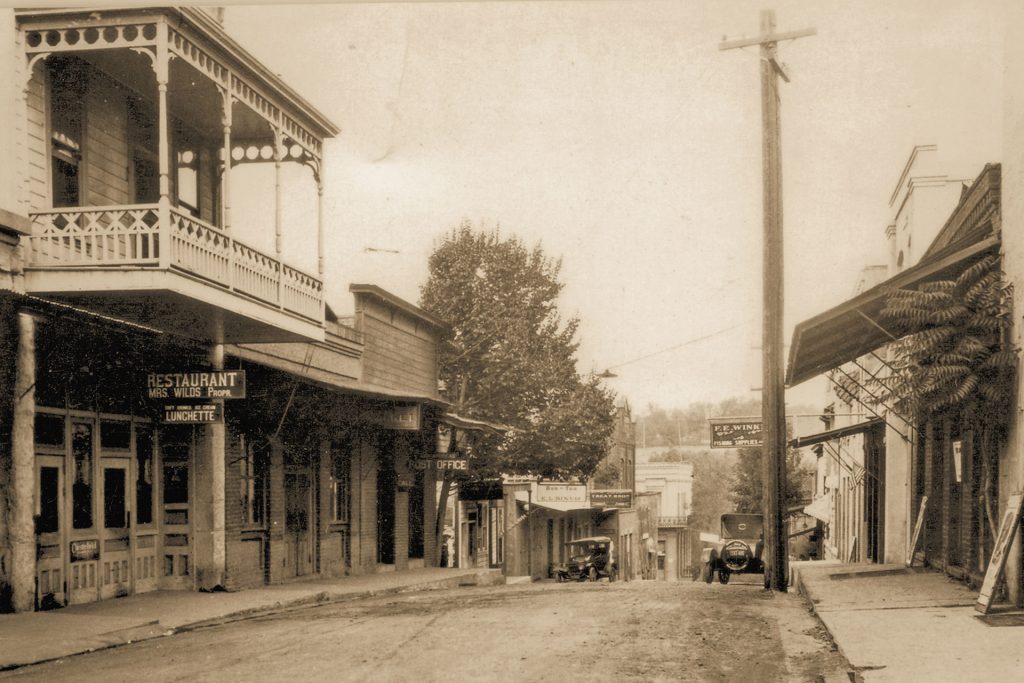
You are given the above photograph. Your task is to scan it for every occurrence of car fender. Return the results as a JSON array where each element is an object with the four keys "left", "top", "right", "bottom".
[{"left": 701, "top": 547, "right": 718, "bottom": 565}]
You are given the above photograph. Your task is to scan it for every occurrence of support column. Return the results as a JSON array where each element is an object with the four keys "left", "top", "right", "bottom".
[
  {"left": 10, "top": 312, "right": 36, "bottom": 612},
  {"left": 1002, "top": 0, "right": 1024, "bottom": 608},
  {"left": 154, "top": 27, "right": 172, "bottom": 270},
  {"left": 317, "top": 169, "right": 326, "bottom": 320},
  {"left": 193, "top": 344, "right": 226, "bottom": 589},
  {"left": 274, "top": 131, "right": 283, "bottom": 306},
  {"left": 220, "top": 91, "right": 232, "bottom": 232},
  {"left": 423, "top": 465, "right": 438, "bottom": 567}
]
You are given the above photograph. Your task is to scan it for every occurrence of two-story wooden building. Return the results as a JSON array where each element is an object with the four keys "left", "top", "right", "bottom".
[{"left": 0, "top": 7, "right": 451, "bottom": 612}]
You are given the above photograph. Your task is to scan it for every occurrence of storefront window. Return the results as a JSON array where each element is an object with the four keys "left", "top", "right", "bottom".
[
  {"left": 163, "top": 463, "right": 189, "bottom": 505},
  {"left": 104, "top": 468, "right": 127, "bottom": 529},
  {"left": 71, "top": 422, "right": 93, "bottom": 529},
  {"left": 34, "top": 414, "right": 65, "bottom": 447},
  {"left": 101, "top": 420, "right": 132, "bottom": 450},
  {"left": 239, "top": 436, "right": 267, "bottom": 527},
  {"left": 38, "top": 466, "right": 60, "bottom": 534},
  {"left": 136, "top": 424, "right": 154, "bottom": 525},
  {"left": 331, "top": 438, "right": 351, "bottom": 523}
]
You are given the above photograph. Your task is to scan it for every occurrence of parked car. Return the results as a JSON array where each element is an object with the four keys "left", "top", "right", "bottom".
[
  {"left": 700, "top": 513, "right": 764, "bottom": 584},
  {"left": 555, "top": 536, "right": 618, "bottom": 582}
]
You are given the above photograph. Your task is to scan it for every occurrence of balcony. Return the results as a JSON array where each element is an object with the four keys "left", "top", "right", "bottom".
[
  {"left": 15, "top": 7, "right": 339, "bottom": 344},
  {"left": 25, "top": 204, "right": 325, "bottom": 343}
]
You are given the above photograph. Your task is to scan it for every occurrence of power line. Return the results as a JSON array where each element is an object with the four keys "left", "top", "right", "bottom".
[{"left": 604, "top": 320, "right": 751, "bottom": 372}]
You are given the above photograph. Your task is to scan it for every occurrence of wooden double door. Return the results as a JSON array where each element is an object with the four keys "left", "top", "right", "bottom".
[{"left": 34, "top": 411, "right": 180, "bottom": 608}]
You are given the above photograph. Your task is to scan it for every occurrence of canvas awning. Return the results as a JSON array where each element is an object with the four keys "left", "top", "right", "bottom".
[
  {"left": 803, "top": 496, "right": 832, "bottom": 524},
  {"left": 786, "top": 235, "right": 999, "bottom": 387},
  {"left": 789, "top": 417, "right": 883, "bottom": 449}
]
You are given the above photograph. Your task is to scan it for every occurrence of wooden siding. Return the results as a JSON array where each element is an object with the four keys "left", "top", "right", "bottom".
[
  {"left": 84, "top": 74, "right": 130, "bottom": 207},
  {"left": 25, "top": 63, "right": 47, "bottom": 212},
  {"left": 358, "top": 304, "right": 438, "bottom": 397}
]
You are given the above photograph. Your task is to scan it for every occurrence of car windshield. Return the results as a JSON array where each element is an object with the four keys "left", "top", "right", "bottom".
[{"left": 721, "top": 514, "right": 763, "bottom": 539}]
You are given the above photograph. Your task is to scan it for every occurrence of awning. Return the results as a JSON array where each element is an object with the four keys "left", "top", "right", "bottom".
[
  {"left": 803, "top": 496, "right": 832, "bottom": 524},
  {"left": 786, "top": 234, "right": 999, "bottom": 387},
  {"left": 788, "top": 417, "right": 883, "bottom": 449}
]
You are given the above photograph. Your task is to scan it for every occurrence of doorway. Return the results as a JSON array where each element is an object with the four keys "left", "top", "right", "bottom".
[
  {"left": 864, "top": 423, "right": 886, "bottom": 563},
  {"left": 377, "top": 453, "right": 395, "bottom": 565},
  {"left": 284, "top": 467, "right": 314, "bottom": 577}
]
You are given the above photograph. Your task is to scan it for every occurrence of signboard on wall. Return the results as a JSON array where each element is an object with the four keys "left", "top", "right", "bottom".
[
  {"left": 535, "top": 482, "right": 587, "bottom": 504},
  {"left": 70, "top": 539, "right": 99, "bottom": 562},
  {"left": 146, "top": 370, "right": 246, "bottom": 400},
  {"left": 362, "top": 404, "right": 422, "bottom": 431},
  {"left": 414, "top": 457, "right": 468, "bottom": 472},
  {"left": 163, "top": 403, "right": 224, "bottom": 424},
  {"left": 591, "top": 490, "right": 633, "bottom": 508},
  {"left": 709, "top": 419, "right": 763, "bottom": 448}
]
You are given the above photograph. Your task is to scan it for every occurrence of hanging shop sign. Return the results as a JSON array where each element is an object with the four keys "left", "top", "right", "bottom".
[
  {"left": 70, "top": 539, "right": 99, "bottom": 562},
  {"left": 709, "top": 419, "right": 763, "bottom": 448},
  {"left": 536, "top": 482, "right": 587, "bottom": 505},
  {"left": 362, "top": 404, "right": 421, "bottom": 431},
  {"left": 163, "top": 403, "right": 224, "bottom": 424},
  {"left": 953, "top": 440, "right": 963, "bottom": 482},
  {"left": 591, "top": 490, "right": 633, "bottom": 508},
  {"left": 414, "top": 457, "right": 468, "bottom": 472},
  {"left": 397, "top": 475, "right": 416, "bottom": 490},
  {"left": 147, "top": 370, "right": 246, "bottom": 400}
]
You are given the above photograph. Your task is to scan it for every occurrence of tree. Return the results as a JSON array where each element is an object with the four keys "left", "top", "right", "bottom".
[
  {"left": 731, "top": 445, "right": 812, "bottom": 514},
  {"left": 419, "top": 222, "right": 616, "bottom": 561},
  {"left": 687, "top": 448, "right": 737, "bottom": 534}
]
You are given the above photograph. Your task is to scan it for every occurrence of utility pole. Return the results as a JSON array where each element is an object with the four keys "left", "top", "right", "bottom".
[{"left": 720, "top": 10, "right": 815, "bottom": 592}]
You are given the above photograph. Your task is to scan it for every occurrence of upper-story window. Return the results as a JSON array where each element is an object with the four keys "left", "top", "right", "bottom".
[{"left": 49, "top": 56, "right": 84, "bottom": 207}]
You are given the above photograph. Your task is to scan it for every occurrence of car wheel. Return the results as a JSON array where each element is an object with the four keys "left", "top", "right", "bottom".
[
  {"left": 556, "top": 573, "right": 564, "bottom": 583},
  {"left": 718, "top": 569, "right": 730, "bottom": 585},
  {"left": 702, "top": 563, "right": 713, "bottom": 584},
  {"left": 609, "top": 567, "right": 617, "bottom": 583},
  {"left": 588, "top": 566, "right": 599, "bottom": 582}
]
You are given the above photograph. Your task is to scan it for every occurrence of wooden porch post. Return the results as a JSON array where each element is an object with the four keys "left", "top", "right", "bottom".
[
  {"left": 10, "top": 311, "right": 37, "bottom": 612},
  {"left": 220, "top": 91, "right": 232, "bottom": 232},
  {"left": 155, "top": 23, "right": 171, "bottom": 270}
]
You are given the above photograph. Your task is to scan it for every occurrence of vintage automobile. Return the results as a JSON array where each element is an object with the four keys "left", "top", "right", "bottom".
[
  {"left": 554, "top": 536, "right": 617, "bottom": 582},
  {"left": 700, "top": 513, "right": 764, "bottom": 584}
]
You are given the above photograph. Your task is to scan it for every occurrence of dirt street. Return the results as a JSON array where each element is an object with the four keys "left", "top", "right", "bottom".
[{"left": 1, "top": 578, "right": 852, "bottom": 682}]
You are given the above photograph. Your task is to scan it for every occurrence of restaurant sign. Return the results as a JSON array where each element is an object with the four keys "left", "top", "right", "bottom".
[
  {"left": 709, "top": 419, "right": 763, "bottom": 448},
  {"left": 163, "top": 403, "right": 224, "bottom": 424},
  {"left": 147, "top": 370, "right": 246, "bottom": 400},
  {"left": 591, "top": 490, "right": 633, "bottom": 508}
]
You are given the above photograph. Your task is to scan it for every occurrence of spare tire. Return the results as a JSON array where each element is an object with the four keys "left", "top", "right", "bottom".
[{"left": 722, "top": 540, "right": 753, "bottom": 572}]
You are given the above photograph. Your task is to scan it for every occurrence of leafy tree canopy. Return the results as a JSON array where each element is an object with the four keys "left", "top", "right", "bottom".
[
  {"left": 420, "top": 222, "right": 615, "bottom": 481},
  {"left": 731, "top": 445, "right": 812, "bottom": 514}
]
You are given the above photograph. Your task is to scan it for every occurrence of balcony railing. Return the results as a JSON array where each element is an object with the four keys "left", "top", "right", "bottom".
[
  {"left": 27, "top": 204, "right": 323, "bottom": 322},
  {"left": 658, "top": 516, "right": 689, "bottom": 527}
]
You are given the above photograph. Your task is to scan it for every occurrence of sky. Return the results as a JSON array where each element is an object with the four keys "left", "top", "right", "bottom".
[{"left": 223, "top": 0, "right": 1003, "bottom": 413}]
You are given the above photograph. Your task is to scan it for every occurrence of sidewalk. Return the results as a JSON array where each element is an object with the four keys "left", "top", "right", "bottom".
[
  {"left": 0, "top": 567, "right": 503, "bottom": 671},
  {"left": 791, "top": 560, "right": 1024, "bottom": 681}
]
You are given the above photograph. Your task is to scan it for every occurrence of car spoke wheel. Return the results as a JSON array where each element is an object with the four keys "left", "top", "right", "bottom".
[
  {"left": 588, "top": 567, "right": 598, "bottom": 582},
  {"left": 718, "top": 569, "right": 730, "bottom": 584},
  {"left": 702, "top": 563, "right": 713, "bottom": 584}
]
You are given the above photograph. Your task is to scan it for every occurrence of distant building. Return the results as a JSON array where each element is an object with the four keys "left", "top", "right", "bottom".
[{"left": 636, "top": 460, "right": 694, "bottom": 580}]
